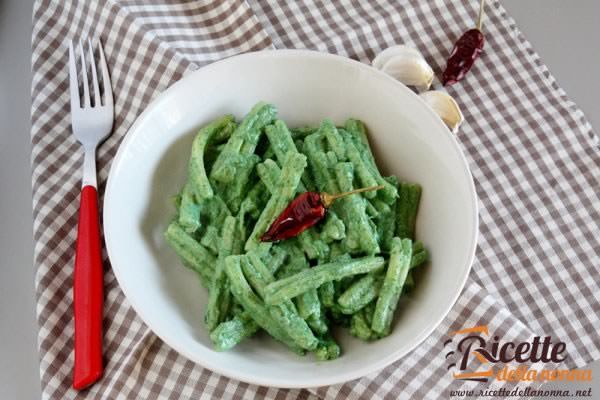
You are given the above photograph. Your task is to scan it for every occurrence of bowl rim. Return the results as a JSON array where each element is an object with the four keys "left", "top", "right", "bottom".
[{"left": 104, "top": 49, "right": 479, "bottom": 388}]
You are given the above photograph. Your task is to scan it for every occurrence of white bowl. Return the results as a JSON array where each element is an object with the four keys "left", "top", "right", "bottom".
[{"left": 104, "top": 50, "right": 478, "bottom": 388}]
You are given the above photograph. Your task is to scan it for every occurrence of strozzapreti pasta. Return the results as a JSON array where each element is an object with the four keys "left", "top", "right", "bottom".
[{"left": 164, "top": 102, "right": 428, "bottom": 359}]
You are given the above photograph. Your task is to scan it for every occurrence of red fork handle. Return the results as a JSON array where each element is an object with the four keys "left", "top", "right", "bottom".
[{"left": 73, "top": 185, "right": 104, "bottom": 389}]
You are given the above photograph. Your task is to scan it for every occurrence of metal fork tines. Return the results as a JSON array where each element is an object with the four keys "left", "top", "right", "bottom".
[{"left": 68, "top": 39, "right": 114, "bottom": 188}]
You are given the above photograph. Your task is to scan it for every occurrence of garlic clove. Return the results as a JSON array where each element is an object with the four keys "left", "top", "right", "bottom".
[
  {"left": 371, "top": 45, "right": 424, "bottom": 70},
  {"left": 381, "top": 55, "right": 434, "bottom": 92},
  {"left": 372, "top": 45, "right": 434, "bottom": 92},
  {"left": 419, "top": 90, "right": 465, "bottom": 134}
]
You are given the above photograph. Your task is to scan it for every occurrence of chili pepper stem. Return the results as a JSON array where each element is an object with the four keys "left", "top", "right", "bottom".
[
  {"left": 321, "top": 185, "right": 385, "bottom": 208},
  {"left": 476, "top": 0, "right": 486, "bottom": 31}
]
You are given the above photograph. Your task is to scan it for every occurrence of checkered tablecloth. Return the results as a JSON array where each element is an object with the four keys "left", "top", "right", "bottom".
[{"left": 30, "top": 1, "right": 599, "bottom": 398}]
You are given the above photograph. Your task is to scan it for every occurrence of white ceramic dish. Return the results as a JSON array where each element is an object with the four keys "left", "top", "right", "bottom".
[{"left": 104, "top": 50, "right": 478, "bottom": 388}]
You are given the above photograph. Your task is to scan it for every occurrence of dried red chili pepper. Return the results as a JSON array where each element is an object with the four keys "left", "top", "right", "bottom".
[
  {"left": 442, "top": 0, "right": 486, "bottom": 86},
  {"left": 260, "top": 185, "right": 384, "bottom": 242}
]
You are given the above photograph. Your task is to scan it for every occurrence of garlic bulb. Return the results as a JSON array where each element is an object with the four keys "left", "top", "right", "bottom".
[
  {"left": 419, "top": 91, "right": 464, "bottom": 134},
  {"left": 372, "top": 45, "right": 434, "bottom": 92}
]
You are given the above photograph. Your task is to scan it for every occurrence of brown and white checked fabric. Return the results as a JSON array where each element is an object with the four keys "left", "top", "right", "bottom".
[{"left": 30, "top": 0, "right": 599, "bottom": 399}]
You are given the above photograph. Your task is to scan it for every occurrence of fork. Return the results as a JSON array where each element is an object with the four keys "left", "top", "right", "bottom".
[{"left": 68, "top": 39, "right": 113, "bottom": 390}]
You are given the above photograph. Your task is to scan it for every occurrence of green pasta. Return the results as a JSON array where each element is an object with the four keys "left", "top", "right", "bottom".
[
  {"left": 164, "top": 221, "right": 216, "bottom": 288},
  {"left": 198, "top": 194, "right": 231, "bottom": 229},
  {"left": 205, "top": 216, "right": 238, "bottom": 331},
  {"left": 165, "top": 103, "right": 430, "bottom": 359},
  {"left": 210, "top": 312, "right": 258, "bottom": 351},
  {"left": 318, "top": 281, "right": 336, "bottom": 308},
  {"left": 303, "top": 133, "right": 339, "bottom": 194},
  {"left": 200, "top": 225, "right": 220, "bottom": 255},
  {"left": 224, "top": 255, "right": 305, "bottom": 354},
  {"left": 320, "top": 119, "right": 346, "bottom": 161},
  {"left": 290, "top": 126, "right": 317, "bottom": 139},
  {"left": 217, "top": 153, "right": 260, "bottom": 214},
  {"left": 307, "top": 314, "right": 329, "bottom": 335},
  {"left": 372, "top": 238, "right": 413, "bottom": 336},
  {"left": 396, "top": 182, "right": 422, "bottom": 240},
  {"left": 362, "top": 300, "right": 376, "bottom": 328},
  {"left": 188, "top": 114, "right": 236, "bottom": 200},
  {"left": 339, "top": 131, "right": 378, "bottom": 198},
  {"left": 265, "top": 120, "right": 299, "bottom": 166},
  {"left": 256, "top": 155, "right": 328, "bottom": 260},
  {"left": 210, "top": 102, "right": 276, "bottom": 184},
  {"left": 338, "top": 243, "right": 428, "bottom": 315},
  {"left": 314, "top": 334, "right": 341, "bottom": 361},
  {"left": 272, "top": 241, "right": 325, "bottom": 324},
  {"left": 334, "top": 162, "right": 380, "bottom": 254},
  {"left": 264, "top": 256, "right": 385, "bottom": 305},
  {"left": 257, "top": 159, "right": 281, "bottom": 191},
  {"left": 343, "top": 120, "right": 398, "bottom": 203},
  {"left": 337, "top": 272, "right": 383, "bottom": 315},
  {"left": 241, "top": 254, "right": 319, "bottom": 350},
  {"left": 350, "top": 309, "right": 376, "bottom": 341},
  {"left": 264, "top": 246, "right": 288, "bottom": 275},
  {"left": 178, "top": 183, "right": 201, "bottom": 234},
  {"left": 411, "top": 249, "right": 429, "bottom": 268},
  {"left": 320, "top": 210, "right": 345, "bottom": 242},
  {"left": 245, "top": 151, "right": 307, "bottom": 252}
]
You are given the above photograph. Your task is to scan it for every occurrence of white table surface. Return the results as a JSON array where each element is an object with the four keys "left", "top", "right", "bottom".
[{"left": 1, "top": 1, "right": 598, "bottom": 398}]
